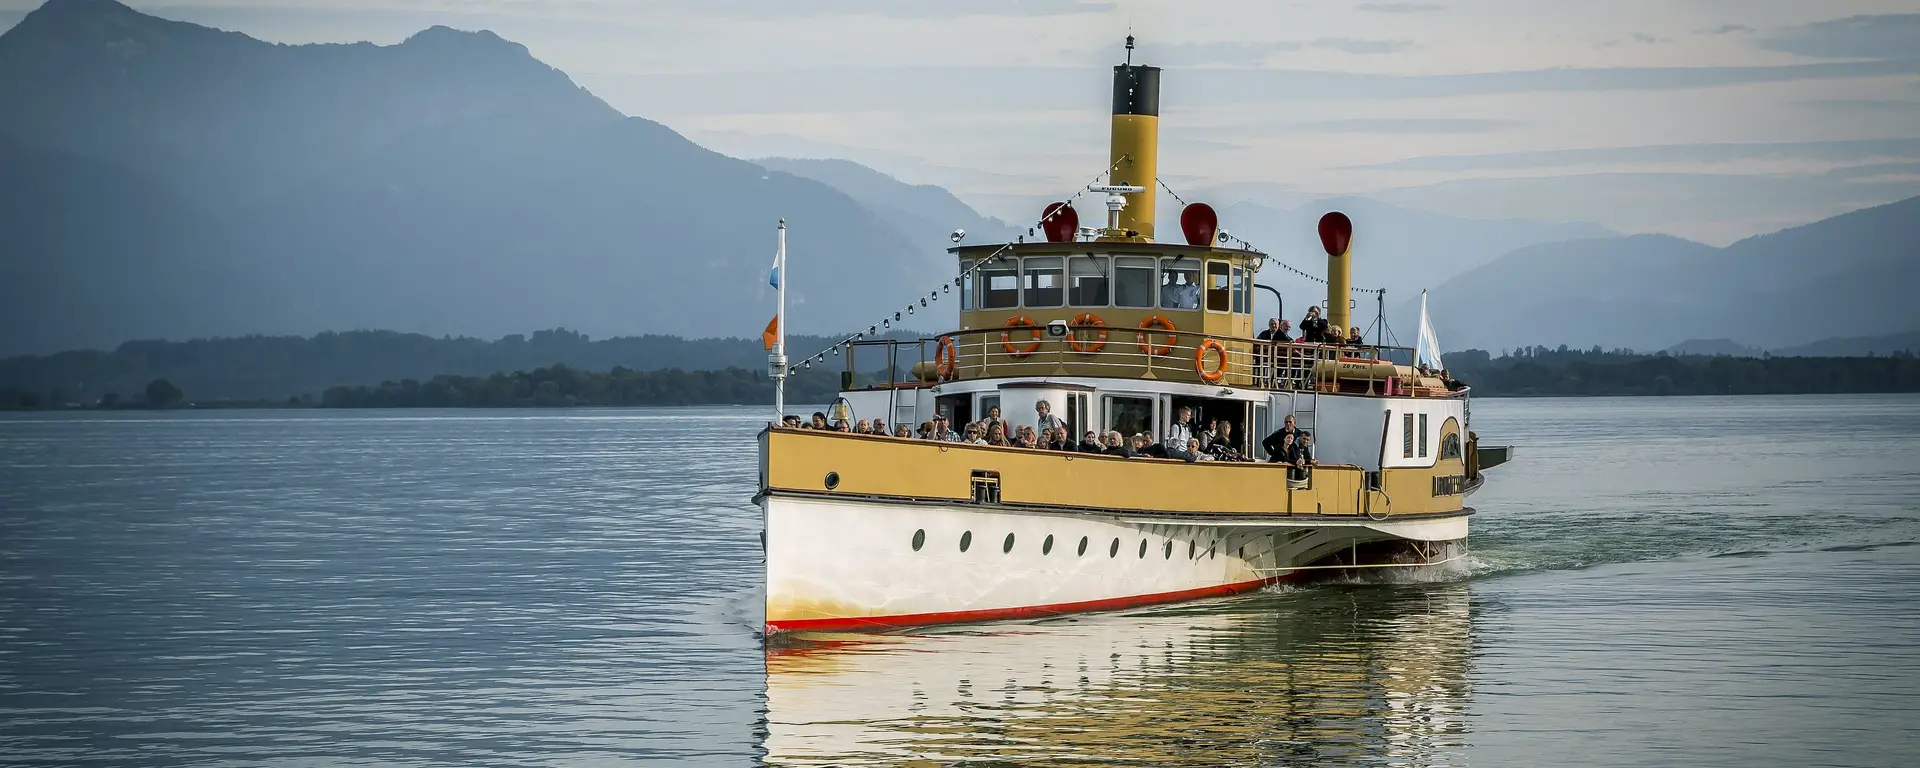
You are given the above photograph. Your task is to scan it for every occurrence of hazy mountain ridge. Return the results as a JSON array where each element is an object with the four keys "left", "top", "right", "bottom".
[
  {"left": 755, "top": 157, "right": 1021, "bottom": 252},
  {"left": 0, "top": 0, "right": 931, "bottom": 355},
  {"left": 1425, "top": 196, "right": 1920, "bottom": 353}
]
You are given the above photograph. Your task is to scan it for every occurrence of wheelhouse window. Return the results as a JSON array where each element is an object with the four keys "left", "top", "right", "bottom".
[
  {"left": 959, "top": 259, "right": 976, "bottom": 310},
  {"left": 1231, "top": 265, "right": 1249, "bottom": 313},
  {"left": 1205, "top": 261, "right": 1231, "bottom": 312},
  {"left": 1439, "top": 432, "right": 1462, "bottom": 460},
  {"left": 1105, "top": 395, "right": 1154, "bottom": 438},
  {"left": 1069, "top": 255, "right": 1110, "bottom": 307},
  {"left": 1114, "top": 257, "right": 1156, "bottom": 308},
  {"left": 979, "top": 259, "right": 1019, "bottom": 309},
  {"left": 1161, "top": 258, "right": 1200, "bottom": 310},
  {"left": 1023, "top": 257, "right": 1064, "bottom": 308}
]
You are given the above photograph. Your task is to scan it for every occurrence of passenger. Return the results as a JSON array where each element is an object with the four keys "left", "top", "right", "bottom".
[
  {"left": 871, "top": 418, "right": 888, "bottom": 435},
  {"left": 781, "top": 414, "right": 802, "bottom": 429},
  {"left": 1164, "top": 437, "right": 1199, "bottom": 463},
  {"left": 1034, "top": 400, "right": 1065, "bottom": 435},
  {"left": 1345, "top": 326, "right": 1365, "bottom": 347},
  {"left": 1015, "top": 427, "right": 1039, "bottom": 449},
  {"left": 1165, "top": 406, "right": 1197, "bottom": 451},
  {"left": 893, "top": 424, "right": 913, "bottom": 438},
  {"left": 917, "top": 421, "right": 934, "bottom": 439},
  {"left": 982, "top": 405, "right": 1006, "bottom": 439},
  {"left": 1079, "top": 430, "right": 1105, "bottom": 454},
  {"left": 1261, "top": 415, "right": 1301, "bottom": 461},
  {"left": 854, "top": 419, "right": 871, "bottom": 434},
  {"left": 831, "top": 418, "right": 852, "bottom": 432},
  {"left": 809, "top": 412, "right": 830, "bottom": 430},
  {"left": 1135, "top": 433, "right": 1167, "bottom": 459},
  {"left": 1292, "top": 432, "right": 1317, "bottom": 483},
  {"left": 1187, "top": 438, "right": 1212, "bottom": 462},
  {"left": 1209, "top": 421, "right": 1241, "bottom": 461},
  {"left": 1275, "top": 432, "right": 1299, "bottom": 476},
  {"left": 1102, "top": 430, "right": 1134, "bottom": 458},
  {"left": 1196, "top": 419, "right": 1218, "bottom": 451},
  {"left": 1299, "top": 306, "right": 1328, "bottom": 344},
  {"left": 986, "top": 423, "right": 1011, "bottom": 447},
  {"left": 1256, "top": 318, "right": 1284, "bottom": 342},
  {"left": 932, "top": 415, "right": 959, "bottom": 441},
  {"left": 966, "top": 424, "right": 988, "bottom": 445}
]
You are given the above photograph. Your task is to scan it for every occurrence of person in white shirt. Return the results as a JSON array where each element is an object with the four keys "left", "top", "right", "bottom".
[
  {"left": 1165, "top": 406, "right": 1196, "bottom": 451},
  {"left": 1034, "top": 400, "right": 1065, "bottom": 436}
]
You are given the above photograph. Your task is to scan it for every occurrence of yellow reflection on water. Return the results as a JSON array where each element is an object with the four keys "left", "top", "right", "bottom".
[{"left": 764, "top": 583, "right": 1473, "bottom": 766}]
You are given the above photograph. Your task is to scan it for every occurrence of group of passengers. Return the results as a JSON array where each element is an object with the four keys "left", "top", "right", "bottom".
[
  {"left": 1256, "top": 305, "right": 1367, "bottom": 347},
  {"left": 782, "top": 402, "right": 1255, "bottom": 464},
  {"left": 1260, "top": 414, "right": 1318, "bottom": 486}
]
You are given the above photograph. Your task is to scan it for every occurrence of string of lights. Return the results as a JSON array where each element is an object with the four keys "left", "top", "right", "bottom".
[{"left": 786, "top": 156, "right": 1129, "bottom": 374}]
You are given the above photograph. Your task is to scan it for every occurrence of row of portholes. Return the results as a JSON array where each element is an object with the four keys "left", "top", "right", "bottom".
[{"left": 909, "top": 528, "right": 1218, "bottom": 561}]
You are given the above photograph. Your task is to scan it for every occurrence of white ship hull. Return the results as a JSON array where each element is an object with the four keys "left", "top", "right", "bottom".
[{"left": 762, "top": 494, "right": 1467, "bottom": 633}]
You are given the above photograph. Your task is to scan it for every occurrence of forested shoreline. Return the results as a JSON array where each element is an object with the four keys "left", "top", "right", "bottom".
[{"left": 3, "top": 333, "right": 1918, "bottom": 410}]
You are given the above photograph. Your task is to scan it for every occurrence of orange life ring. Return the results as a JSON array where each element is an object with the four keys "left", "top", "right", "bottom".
[
  {"left": 1195, "top": 339, "right": 1227, "bottom": 382},
  {"left": 935, "top": 336, "right": 959, "bottom": 379},
  {"left": 1068, "top": 313, "right": 1108, "bottom": 354},
  {"left": 1000, "top": 316, "right": 1042, "bottom": 358},
  {"left": 1136, "top": 315, "right": 1177, "bottom": 356}
]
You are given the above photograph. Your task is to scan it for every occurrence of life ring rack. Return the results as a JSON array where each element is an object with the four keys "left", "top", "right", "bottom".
[
  {"left": 1195, "top": 339, "right": 1228, "bottom": 382},
  {"left": 934, "top": 335, "right": 959, "bottom": 379},
  {"left": 1068, "top": 313, "right": 1108, "bottom": 354},
  {"left": 1000, "top": 316, "right": 1043, "bottom": 358},
  {"left": 1136, "top": 315, "right": 1177, "bottom": 356}
]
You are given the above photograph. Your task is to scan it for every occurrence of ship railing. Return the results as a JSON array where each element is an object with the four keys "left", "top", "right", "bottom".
[{"left": 839, "top": 328, "right": 1454, "bottom": 397}]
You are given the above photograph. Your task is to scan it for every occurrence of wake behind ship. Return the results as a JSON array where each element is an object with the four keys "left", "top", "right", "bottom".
[{"left": 754, "top": 39, "right": 1511, "bottom": 634}]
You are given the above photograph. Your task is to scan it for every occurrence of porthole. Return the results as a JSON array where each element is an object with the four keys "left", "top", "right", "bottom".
[
  {"left": 911, "top": 529, "right": 925, "bottom": 551},
  {"left": 1138, "top": 540, "right": 1148, "bottom": 558},
  {"left": 1042, "top": 534, "right": 1055, "bottom": 555},
  {"left": 1078, "top": 536, "right": 1089, "bottom": 556},
  {"left": 823, "top": 472, "right": 840, "bottom": 490},
  {"left": 1110, "top": 538, "right": 1120, "bottom": 557},
  {"left": 960, "top": 531, "right": 972, "bottom": 552},
  {"left": 1165, "top": 541, "right": 1173, "bottom": 559},
  {"left": 1003, "top": 533, "right": 1016, "bottom": 553}
]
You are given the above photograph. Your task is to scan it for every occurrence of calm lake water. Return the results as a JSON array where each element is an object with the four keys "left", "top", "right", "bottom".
[{"left": 2, "top": 396, "right": 1917, "bottom": 766}]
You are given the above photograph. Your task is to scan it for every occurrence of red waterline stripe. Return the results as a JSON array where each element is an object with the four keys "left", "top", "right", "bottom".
[{"left": 765, "top": 574, "right": 1296, "bottom": 634}]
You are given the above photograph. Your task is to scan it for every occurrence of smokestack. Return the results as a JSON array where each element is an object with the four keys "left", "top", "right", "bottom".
[
  {"left": 1319, "top": 212, "right": 1353, "bottom": 334},
  {"left": 1109, "top": 37, "right": 1160, "bottom": 240}
]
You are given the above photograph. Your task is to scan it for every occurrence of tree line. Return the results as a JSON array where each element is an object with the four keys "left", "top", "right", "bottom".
[
  {"left": 1446, "top": 346, "right": 1920, "bottom": 397},
  {"left": 316, "top": 364, "right": 846, "bottom": 408}
]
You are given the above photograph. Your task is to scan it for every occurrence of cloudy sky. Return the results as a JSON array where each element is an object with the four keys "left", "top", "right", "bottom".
[{"left": 5, "top": 0, "right": 1918, "bottom": 243}]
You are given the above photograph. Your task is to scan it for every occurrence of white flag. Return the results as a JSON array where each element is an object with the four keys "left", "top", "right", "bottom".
[{"left": 1417, "top": 290, "right": 1445, "bottom": 370}]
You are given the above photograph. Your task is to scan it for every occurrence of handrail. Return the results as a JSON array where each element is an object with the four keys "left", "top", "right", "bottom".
[{"left": 838, "top": 327, "right": 1467, "bottom": 397}]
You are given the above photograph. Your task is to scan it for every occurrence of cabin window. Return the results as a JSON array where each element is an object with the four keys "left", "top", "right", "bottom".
[
  {"left": 1114, "top": 256, "right": 1156, "bottom": 308},
  {"left": 1065, "top": 392, "right": 1091, "bottom": 443},
  {"left": 1022, "top": 257, "right": 1064, "bottom": 308},
  {"left": 1069, "top": 255, "right": 1110, "bottom": 307},
  {"left": 980, "top": 259, "right": 1019, "bottom": 309},
  {"left": 1439, "top": 432, "right": 1462, "bottom": 460},
  {"left": 1403, "top": 412, "right": 1415, "bottom": 458},
  {"left": 1161, "top": 258, "right": 1200, "bottom": 310},
  {"left": 1418, "top": 414, "right": 1430, "bottom": 458},
  {"left": 959, "top": 259, "right": 976, "bottom": 310},
  {"left": 1231, "top": 265, "right": 1249, "bottom": 313},
  {"left": 1105, "top": 395, "right": 1153, "bottom": 438},
  {"left": 1205, "top": 261, "right": 1231, "bottom": 312}
]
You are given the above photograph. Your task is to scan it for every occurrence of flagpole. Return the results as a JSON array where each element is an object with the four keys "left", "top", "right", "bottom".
[{"left": 771, "top": 219, "right": 788, "bottom": 422}]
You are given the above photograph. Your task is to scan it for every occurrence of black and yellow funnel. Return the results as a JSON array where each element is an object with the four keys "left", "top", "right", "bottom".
[{"left": 1109, "top": 38, "right": 1159, "bottom": 240}]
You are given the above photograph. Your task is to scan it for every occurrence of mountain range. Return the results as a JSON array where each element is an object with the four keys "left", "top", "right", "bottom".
[
  {"left": 1, "top": 0, "right": 1915, "bottom": 359},
  {"left": 1424, "top": 196, "right": 1920, "bottom": 353}
]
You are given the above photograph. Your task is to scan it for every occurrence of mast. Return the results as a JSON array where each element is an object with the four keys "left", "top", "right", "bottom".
[{"left": 771, "top": 219, "right": 788, "bottom": 420}]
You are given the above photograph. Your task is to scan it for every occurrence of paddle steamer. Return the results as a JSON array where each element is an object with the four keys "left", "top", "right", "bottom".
[{"left": 755, "top": 41, "right": 1511, "bottom": 634}]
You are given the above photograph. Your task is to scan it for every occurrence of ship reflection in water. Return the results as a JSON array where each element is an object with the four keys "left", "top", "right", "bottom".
[{"left": 763, "top": 583, "right": 1473, "bottom": 765}]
